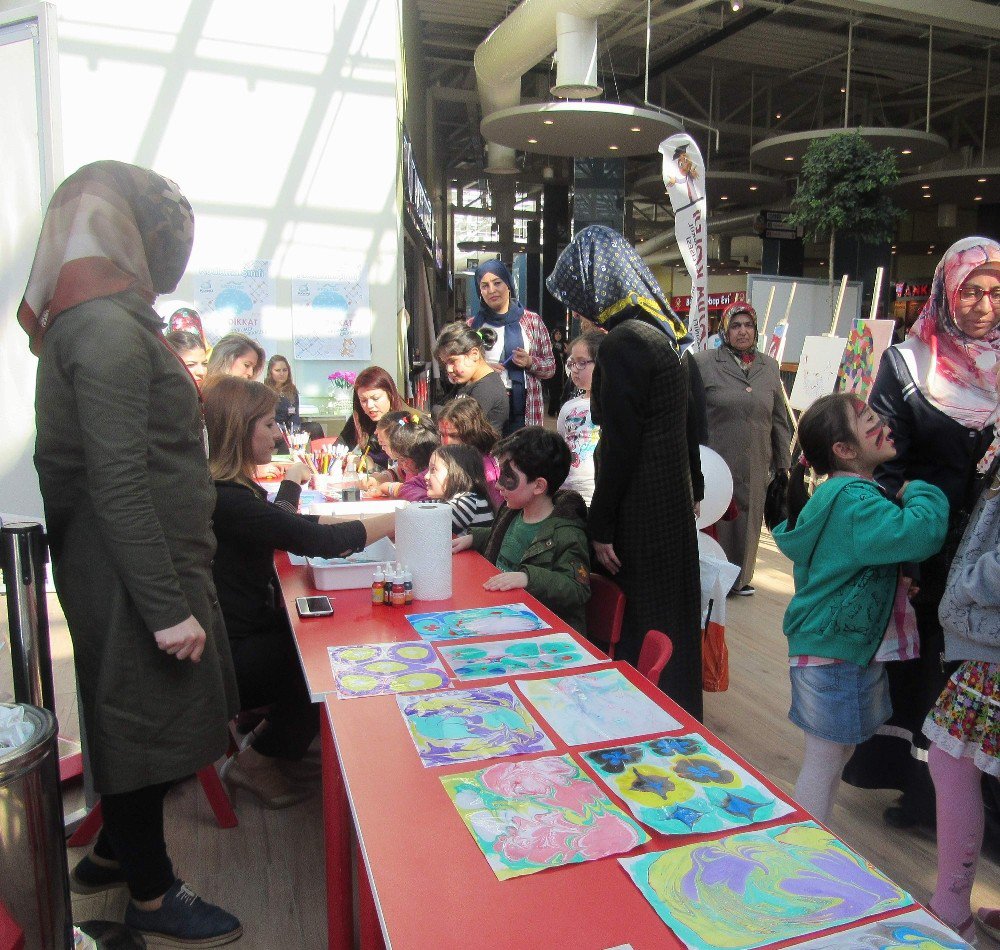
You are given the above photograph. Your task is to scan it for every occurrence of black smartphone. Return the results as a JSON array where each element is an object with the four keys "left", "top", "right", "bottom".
[{"left": 296, "top": 595, "right": 334, "bottom": 617}]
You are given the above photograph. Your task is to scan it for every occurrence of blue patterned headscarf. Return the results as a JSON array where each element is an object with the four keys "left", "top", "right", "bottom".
[{"left": 545, "top": 225, "right": 688, "bottom": 349}]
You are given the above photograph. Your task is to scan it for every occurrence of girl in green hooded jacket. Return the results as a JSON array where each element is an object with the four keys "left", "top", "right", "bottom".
[{"left": 773, "top": 393, "right": 948, "bottom": 822}]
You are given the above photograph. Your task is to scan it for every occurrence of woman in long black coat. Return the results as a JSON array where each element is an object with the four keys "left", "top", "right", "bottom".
[{"left": 547, "top": 226, "right": 705, "bottom": 719}]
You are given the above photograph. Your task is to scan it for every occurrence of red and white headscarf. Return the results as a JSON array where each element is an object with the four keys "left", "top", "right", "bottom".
[
  {"left": 19, "top": 160, "right": 194, "bottom": 355},
  {"left": 907, "top": 236, "right": 1000, "bottom": 431}
]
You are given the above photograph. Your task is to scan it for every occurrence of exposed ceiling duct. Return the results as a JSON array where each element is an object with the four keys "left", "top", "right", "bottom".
[{"left": 474, "top": 0, "right": 628, "bottom": 172}]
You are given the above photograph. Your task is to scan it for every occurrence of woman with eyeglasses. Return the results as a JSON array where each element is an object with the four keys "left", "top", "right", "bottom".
[
  {"left": 844, "top": 236, "right": 1000, "bottom": 831},
  {"left": 692, "top": 301, "right": 793, "bottom": 596},
  {"left": 557, "top": 329, "right": 604, "bottom": 506}
]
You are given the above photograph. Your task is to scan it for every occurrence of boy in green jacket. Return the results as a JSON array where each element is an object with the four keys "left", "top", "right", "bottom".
[{"left": 453, "top": 426, "right": 591, "bottom": 633}]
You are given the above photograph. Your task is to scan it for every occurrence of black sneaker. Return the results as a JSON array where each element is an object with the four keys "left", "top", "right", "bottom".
[
  {"left": 124, "top": 880, "right": 242, "bottom": 947},
  {"left": 70, "top": 854, "right": 127, "bottom": 895},
  {"left": 736, "top": 584, "right": 755, "bottom": 596}
]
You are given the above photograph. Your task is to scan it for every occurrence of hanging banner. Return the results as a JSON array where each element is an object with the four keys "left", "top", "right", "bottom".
[{"left": 659, "top": 134, "right": 708, "bottom": 351}]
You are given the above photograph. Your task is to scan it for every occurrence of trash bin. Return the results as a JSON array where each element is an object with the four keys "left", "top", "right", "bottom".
[{"left": 0, "top": 704, "right": 72, "bottom": 950}]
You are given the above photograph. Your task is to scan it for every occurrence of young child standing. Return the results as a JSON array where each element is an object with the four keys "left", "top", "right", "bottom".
[
  {"left": 425, "top": 444, "right": 496, "bottom": 534},
  {"left": 452, "top": 426, "right": 591, "bottom": 633},
  {"left": 434, "top": 323, "right": 509, "bottom": 433},
  {"left": 556, "top": 329, "right": 603, "bottom": 506},
  {"left": 772, "top": 393, "right": 949, "bottom": 823},
  {"left": 922, "top": 462, "right": 1000, "bottom": 944}
]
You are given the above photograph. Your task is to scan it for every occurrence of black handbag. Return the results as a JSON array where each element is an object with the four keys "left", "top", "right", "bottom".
[{"left": 764, "top": 468, "right": 789, "bottom": 531}]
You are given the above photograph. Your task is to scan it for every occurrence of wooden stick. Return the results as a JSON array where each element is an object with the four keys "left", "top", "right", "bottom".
[
  {"left": 828, "top": 274, "right": 849, "bottom": 336},
  {"left": 760, "top": 286, "right": 777, "bottom": 338},
  {"left": 869, "top": 265, "right": 885, "bottom": 321}
]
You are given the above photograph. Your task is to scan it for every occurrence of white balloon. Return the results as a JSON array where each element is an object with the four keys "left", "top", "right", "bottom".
[
  {"left": 696, "top": 446, "right": 734, "bottom": 529},
  {"left": 697, "top": 530, "right": 727, "bottom": 562}
]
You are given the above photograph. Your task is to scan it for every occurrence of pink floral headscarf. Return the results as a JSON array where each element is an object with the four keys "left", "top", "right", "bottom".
[{"left": 907, "top": 236, "right": 1000, "bottom": 431}]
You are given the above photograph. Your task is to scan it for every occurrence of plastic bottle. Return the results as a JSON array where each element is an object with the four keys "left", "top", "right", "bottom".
[
  {"left": 403, "top": 567, "right": 413, "bottom": 605},
  {"left": 390, "top": 567, "right": 406, "bottom": 607},
  {"left": 371, "top": 564, "right": 385, "bottom": 606}
]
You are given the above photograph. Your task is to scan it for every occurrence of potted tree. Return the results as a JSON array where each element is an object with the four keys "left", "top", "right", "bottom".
[{"left": 787, "top": 131, "right": 901, "bottom": 325}]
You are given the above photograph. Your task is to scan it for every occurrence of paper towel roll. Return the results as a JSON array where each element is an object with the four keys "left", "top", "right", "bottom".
[{"left": 395, "top": 502, "right": 453, "bottom": 601}]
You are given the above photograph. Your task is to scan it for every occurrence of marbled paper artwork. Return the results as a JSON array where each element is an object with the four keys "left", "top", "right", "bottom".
[
  {"left": 441, "top": 754, "right": 648, "bottom": 880},
  {"left": 396, "top": 684, "right": 554, "bottom": 767},
  {"left": 437, "top": 633, "right": 599, "bottom": 681},
  {"left": 328, "top": 642, "right": 450, "bottom": 698},
  {"left": 619, "top": 821, "right": 913, "bottom": 950},
  {"left": 407, "top": 603, "right": 550, "bottom": 641},
  {"left": 583, "top": 733, "right": 794, "bottom": 835},
  {"left": 517, "top": 669, "right": 681, "bottom": 745},
  {"left": 792, "top": 908, "right": 972, "bottom": 949}
]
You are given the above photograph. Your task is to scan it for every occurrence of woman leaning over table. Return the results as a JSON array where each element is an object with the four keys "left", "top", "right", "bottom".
[
  {"left": 25, "top": 160, "right": 241, "bottom": 944},
  {"left": 202, "top": 375, "right": 396, "bottom": 808},
  {"left": 204, "top": 331, "right": 264, "bottom": 381},
  {"left": 546, "top": 225, "right": 705, "bottom": 720},
  {"left": 844, "top": 236, "right": 1000, "bottom": 830},
  {"left": 337, "top": 364, "right": 422, "bottom": 471},
  {"left": 472, "top": 260, "right": 555, "bottom": 433},
  {"left": 693, "top": 301, "right": 792, "bottom": 596}
]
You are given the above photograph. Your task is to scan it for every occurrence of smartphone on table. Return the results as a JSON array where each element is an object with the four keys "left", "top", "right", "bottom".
[{"left": 296, "top": 595, "right": 334, "bottom": 618}]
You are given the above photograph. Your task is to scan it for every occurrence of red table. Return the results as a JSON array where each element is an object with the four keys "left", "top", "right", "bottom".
[{"left": 278, "top": 552, "right": 922, "bottom": 950}]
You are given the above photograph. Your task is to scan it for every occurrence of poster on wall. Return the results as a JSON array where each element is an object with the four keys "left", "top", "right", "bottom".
[
  {"left": 291, "top": 276, "right": 372, "bottom": 361},
  {"left": 789, "top": 335, "right": 848, "bottom": 411},
  {"left": 194, "top": 261, "right": 274, "bottom": 345}
]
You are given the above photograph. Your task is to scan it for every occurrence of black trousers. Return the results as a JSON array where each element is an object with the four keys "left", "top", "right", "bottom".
[
  {"left": 229, "top": 622, "right": 318, "bottom": 760},
  {"left": 94, "top": 782, "right": 174, "bottom": 901}
]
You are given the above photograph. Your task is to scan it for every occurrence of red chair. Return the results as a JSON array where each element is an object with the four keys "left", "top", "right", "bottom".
[
  {"left": 585, "top": 574, "right": 626, "bottom": 658},
  {"left": 66, "top": 764, "right": 237, "bottom": 848},
  {"left": 638, "top": 629, "right": 674, "bottom": 685}
]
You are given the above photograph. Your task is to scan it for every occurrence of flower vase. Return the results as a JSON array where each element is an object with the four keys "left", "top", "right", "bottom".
[{"left": 329, "top": 386, "right": 353, "bottom": 417}]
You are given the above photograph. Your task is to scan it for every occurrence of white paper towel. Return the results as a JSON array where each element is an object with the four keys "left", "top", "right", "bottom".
[{"left": 395, "top": 502, "right": 453, "bottom": 601}]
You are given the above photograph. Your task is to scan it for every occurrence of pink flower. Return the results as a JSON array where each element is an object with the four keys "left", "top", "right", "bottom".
[{"left": 575, "top": 812, "right": 643, "bottom": 860}]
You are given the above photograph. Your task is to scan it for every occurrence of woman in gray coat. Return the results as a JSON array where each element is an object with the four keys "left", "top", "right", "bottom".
[
  {"left": 694, "top": 302, "right": 792, "bottom": 595},
  {"left": 23, "top": 161, "right": 241, "bottom": 945}
]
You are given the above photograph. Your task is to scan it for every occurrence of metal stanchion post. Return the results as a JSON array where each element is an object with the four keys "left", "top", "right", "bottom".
[{"left": 1, "top": 521, "right": 56, "bottom": 712}]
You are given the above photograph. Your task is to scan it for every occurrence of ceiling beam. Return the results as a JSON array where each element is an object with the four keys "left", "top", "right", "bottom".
[{"left": 800, "top": 0, "right": 1000, "bottom": 40}]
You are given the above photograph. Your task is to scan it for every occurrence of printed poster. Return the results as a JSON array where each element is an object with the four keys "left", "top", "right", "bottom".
[
  {"left": 291, "top": 276, "right": 372, "bottom": 361},
  {"left": 194, "top": 261, "right": 274, "bottom": 344}
]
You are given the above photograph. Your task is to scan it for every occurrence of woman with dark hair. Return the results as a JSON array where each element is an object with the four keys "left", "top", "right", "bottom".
[
  {"left": 844, "top": 236, "right": 1000, "bottom": 829},
  {"left": 472, "top": 260, "right": 555, "bottom": 433},
  {"left": 164, "top": 329, "right": 209, "bottom": 389},
  {"left": 205, "top": 332, "right": 264, "bottom": 381},
  {"left": 202, "top": 375, "right": 396, "bottom": 807},
  {"left": 434, "top": 322, "right": 508, "bottom": 432},
  {"left": 546, "top": 225, "right": 705, "bottom": 719},
  {"left": 337, "top": 365, "right": 417, "bottom": 471},
  {"left": 693, "top": 301, "right": 792, "bottom": 595},
  {"left": 25, "top": 160, "right": 241, "bottom": 943}
]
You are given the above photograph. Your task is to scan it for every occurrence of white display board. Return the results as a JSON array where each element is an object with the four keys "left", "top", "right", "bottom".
[
  {"left": 748, "top": 274, "right": 863, "bottom": 365},
  {"left": 789, "top": 335, "right": 849, "bottom": 411}
]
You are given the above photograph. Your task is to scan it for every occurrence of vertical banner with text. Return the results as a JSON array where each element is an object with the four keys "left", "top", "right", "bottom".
[{"left": 659, "top": 134, "right": 708, "bottom": 351}]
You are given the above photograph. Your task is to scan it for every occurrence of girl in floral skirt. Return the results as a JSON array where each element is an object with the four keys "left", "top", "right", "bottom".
[{"left": 924, "top": 460, "right": 1000, "bottom": 945}]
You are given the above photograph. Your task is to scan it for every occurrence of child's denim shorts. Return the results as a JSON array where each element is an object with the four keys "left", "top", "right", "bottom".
[{"left": 788, "top": 660, "right": 891, "bottom": 745}]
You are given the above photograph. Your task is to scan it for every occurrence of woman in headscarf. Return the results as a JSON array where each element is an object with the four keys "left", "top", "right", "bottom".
[
  {"left": 23, "top": 161, "right": 241, "bottom": 944},
  {"left": 546, "top": 225, "right": 705, "bottom": 719},
  {"left": 472, "top": 260, "right": 555, "bottom": 433},
  {"left": 844, "top": 236, "right": 1000, "bottom": 829},
  {"left": 693, "top": 301, "right": 792, "bottom": 595}
]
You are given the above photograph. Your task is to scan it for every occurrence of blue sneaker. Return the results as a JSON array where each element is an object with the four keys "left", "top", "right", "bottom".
[{"left": 124, "top": 880, "right": 242, "bottom": 946}]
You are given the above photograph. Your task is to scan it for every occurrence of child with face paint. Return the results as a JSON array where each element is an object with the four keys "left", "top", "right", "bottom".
[
  {"left": 452, "top": 426, "right": 591, "bottom": 633},
  {"left": 772, "top": 393, "right": 949, "bottom": 824}
]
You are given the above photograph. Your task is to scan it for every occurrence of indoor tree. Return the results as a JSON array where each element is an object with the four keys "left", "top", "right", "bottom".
[{"left": 787, "top": 131, "right": 901, "bottom": 324}]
